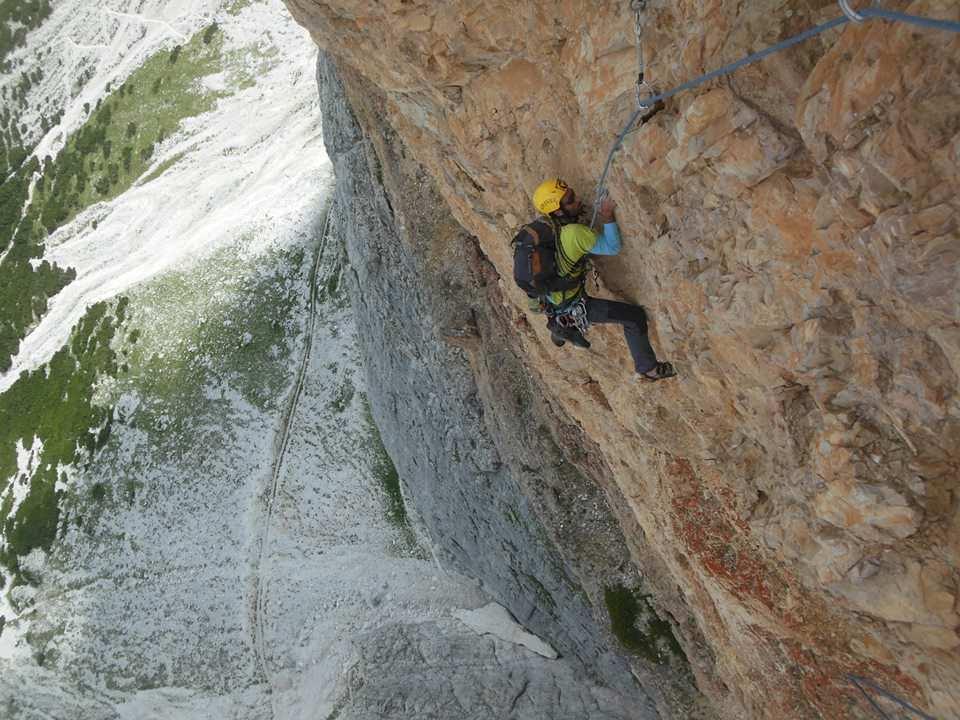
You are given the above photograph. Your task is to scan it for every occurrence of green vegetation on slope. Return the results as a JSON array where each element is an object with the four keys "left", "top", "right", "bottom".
[
  {"left": 362, "top": 397, "right": 408, "bottom": 530},
  {"left": 226, "top": 0, "right": 258, "bottom": 17},
  {"left": 0, "top": 154, "right": 76, "bottom": 373},
  {"left": 604, "top": 584, "right": 686, "bottom": 665},
  {"left": 1, "top": 0, "right": 57, "bottom": 178},
  {"left": 360, "top": 397, "right": 428, "bottom": 560},
  {"left": 0, "top": 103, "right": 61, "bottom": 179},
  {"left": 0, "top": 0, "right": 52, "bottom": 72},
  {"left": 114, "top": 242, "right": 308, "bottom": 424},
  {"left": 0, "top": 298, "right": 128, "bottom": 582},
  {"left": 30, "top": 24, "right": 226, "bottom": 231},
  {"left": 0, "top": 23, "right": 226, "bottom": 373},
  {"left": 0, "top": 235, "right": 310, "bottom": 588},
  {"left": 317, "top": 241, "right": 350, "bottom": 310}
]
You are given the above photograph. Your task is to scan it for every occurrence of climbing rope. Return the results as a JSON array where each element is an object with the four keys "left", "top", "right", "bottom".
[
  {"left": 589, "top": 1, "right": 960, "bottom": 228},
  {"left": 848, "top": 675, "right": 937, "bottom": 720}
]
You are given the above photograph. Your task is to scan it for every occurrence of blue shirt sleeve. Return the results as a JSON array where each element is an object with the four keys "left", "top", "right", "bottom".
[{"left": 589, "top": 223, "right": 621, "bottom": 255}]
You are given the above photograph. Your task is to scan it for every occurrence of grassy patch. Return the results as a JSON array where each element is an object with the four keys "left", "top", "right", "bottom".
[
  {"left": 504, "top": 507, "right": 521, "bottom": 527},
  {"left": 328, "top": 377, "right": 355, "bottom": 414},
  {"left": 226, "top": 0, "right": 258, "bottom": 16},
  {"left": 111, "top": 243, "right": 307, "bottom": 420},
  {"left": 316, "top": 237, "right": 349, "bottom": 308},
  {"left": 25, "top": 619, "right": 64, "bottom": 668},
  {"left": 223, "top": 42, "right": 280, "bottom": 92},
  {"left": 325, "top": 696, "right": 348, "bottom": 720},
  {"left": 360, "top": 396, "right": 427, "bottom": 559},
  {"left": 0, "top": 22, "right": 231, "bottom": 373},
  {"left": 604, "top": 584, "right": 686, "bottom": 665},
  {"left": 363, "top": 398, "right": 407, "bottom": 529},
  {"left": 0, "top": 298, "right": 128, "bottom": 582},
  {"left": 139, "top": 150, "right": 187, "bottom": 185}
]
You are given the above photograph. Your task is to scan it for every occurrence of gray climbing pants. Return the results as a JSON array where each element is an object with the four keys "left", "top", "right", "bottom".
[{"left": 585, "top": 296, "right": 658, "bottom": 374}]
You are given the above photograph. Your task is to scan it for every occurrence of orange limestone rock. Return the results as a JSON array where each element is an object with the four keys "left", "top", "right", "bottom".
[{"left": 286, "top": 1, "right": 960, "bottom": 717}]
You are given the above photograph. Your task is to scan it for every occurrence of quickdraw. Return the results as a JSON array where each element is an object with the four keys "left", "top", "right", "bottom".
[
  {"left": 630, "top": 0, "right": 652, "bottom": 109},
  {"left": 550, "top": 297, "right": 590, "bottom": 335},
  {"left": 589, "top": 0, "right": 960, "bottom": 230}
]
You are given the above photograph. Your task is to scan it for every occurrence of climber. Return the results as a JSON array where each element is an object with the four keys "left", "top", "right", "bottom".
[{"left": 527, "top": 177, "right": 675, "bottom": 381}]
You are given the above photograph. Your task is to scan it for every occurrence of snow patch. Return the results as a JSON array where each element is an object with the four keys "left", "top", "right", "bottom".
[
  {"left": 54, "top": 462, "right": 77, "bottom": 494},
  {"left": 455, "top": 602, "right": 559, "bottom": 659},
  {"left": 14, "top": 437, "right": 44, "bottom": 481},
  {"left": 0, "top": 590, "right": 28, "bottom": 660},
  {"left": 3, "top": 437, "right": 44, "bottom": 520},
  {"left": 19, "top": 550, "right": 48, "bottom": 584},
  {"left": 201, "top": 70, "right": 229, "bottom": 93}
]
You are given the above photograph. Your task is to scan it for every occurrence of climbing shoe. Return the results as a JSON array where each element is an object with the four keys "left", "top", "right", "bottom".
[
  {"left": 551, "top": 326, "right": 590, "bottom": 349},
  {"left": 639, "top": 361, "right": 676, "bottom": 382}
]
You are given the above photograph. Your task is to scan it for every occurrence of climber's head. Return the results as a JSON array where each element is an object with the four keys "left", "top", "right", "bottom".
[{"left": 533, "top": 178, "right": 582, "bottom": 222}]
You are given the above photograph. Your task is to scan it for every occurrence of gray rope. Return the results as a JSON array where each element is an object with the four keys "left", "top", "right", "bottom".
[
  {"left": 589, "top": 2, "right": 960, "bottom": 227},
  {"left": 838, "top": 0, "right": 866, "bottom": 22},
  {"left": 865, "top": 6, "right": 960, "bottom": 32},
  {"left": 847, "top": 674, "right": 937, "bottom": 720}
]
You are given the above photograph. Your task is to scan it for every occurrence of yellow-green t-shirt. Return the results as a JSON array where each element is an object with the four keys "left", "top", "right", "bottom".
[{"left": 547, "top": 223, "right": 597, "bottom": 306}]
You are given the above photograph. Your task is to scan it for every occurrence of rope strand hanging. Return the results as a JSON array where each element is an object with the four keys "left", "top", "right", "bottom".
[
  {"left": 589, "top": 0, "right": 960, "bottom": 228},
  {"left": 847, "top": 675, "right": 937, "bottom": 720}
]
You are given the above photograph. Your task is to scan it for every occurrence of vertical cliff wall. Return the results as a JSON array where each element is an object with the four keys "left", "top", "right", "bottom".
[
  {"left": 318, "top": 53, "right": 713, "bottom": 718},
  {"left": 293, "top": 1, "right": 959, "bottom": 718}
]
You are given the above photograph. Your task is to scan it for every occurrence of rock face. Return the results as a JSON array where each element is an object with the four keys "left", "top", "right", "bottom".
[
  {"left": 317, "top": 54, "right": 689, "bottom": 718},
  {"left": 296, "top": 2, "right": 960, "bottom": 718}
]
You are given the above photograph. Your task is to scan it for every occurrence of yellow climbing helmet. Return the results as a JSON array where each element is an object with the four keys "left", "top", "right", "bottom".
[{"left": 532, "top": 178, "right": 569, "bottom": 215}]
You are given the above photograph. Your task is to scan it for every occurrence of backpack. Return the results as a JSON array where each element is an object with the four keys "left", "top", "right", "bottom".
[{"left": 511, "top": 219, "right": 582, "bottom": 300}]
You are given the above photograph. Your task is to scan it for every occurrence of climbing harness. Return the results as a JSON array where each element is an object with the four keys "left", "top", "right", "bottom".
[
  {"left": 848, "top": 675, "right": 936, "bottom": 720},
  {"left": 549, "top": 296, "right": 590, "bottom": 336},
  {"left": 589, "top": 0, "right": 960, "bottom": 228}
]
